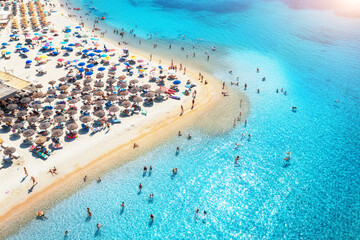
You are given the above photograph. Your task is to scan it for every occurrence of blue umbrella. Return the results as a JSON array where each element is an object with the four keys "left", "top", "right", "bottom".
[
  {"left": 85, "top": 71, "right": 93, "bottom": 76},
  {"left": 9, "top": 34, "right": 15, "bottom": 37},
  {"left": 1, "top": 42, "right": 7, "bottom": 45},
  {"left": 16, "top": 43, "right": 22, "bottom": 45},
  {"left": 78, "top": 68, "right": 85, "bottom": 73},
  {"left": 95, "top": 50, "right": 102, "bottom": 53},
  {"left": 82, "top": 49, "right": 89, "bottom": 53},
  {"left": 48, "top": 43, "right": 54, "bottom": 46},
  {"left": 53, "top": 51, "right": 59, "bottom": 55},
  {"left": 49, "top": 47, "right": 55, "bottom": 51},
  {"left": 65, "top": 29, "right": 71, "bottom": 33},
  {"left": 173, "top": 80, "right": 181, "bottom": 85},
  {"left": 15, "top": 35, "right": 20, "bottom": 37},
  {"left": 42, "top": 46, "right": 48, "bottom": 49},
  {"left": 124, "top": 63, "right": 130, "bottom": 66},
  {"left": 22, "top": 49, "right": 29, "bottom": 52},
  {"left": 66, "top": 47, "right": 73, "bottom": 51},
  {"left": 68, "top": 43, "right": 75, "bottom": 46},
  {"left": 101, "top": 54, "right": 107, "bottom": 57},
  {"left": 86, "top": 64, "right": 94, "bottom": 68},
  {"left": 26, "top": 60, "right": 32, "bottom": 64},
  {"left": 6, "top": 52, "right": 11, "bottom": 55},
  {"left": 34, "top": 33, "right": 39, "bottom": 35},
  {"left": 15, "top": 45, "right": 21, "bottom": 49},
  {"left": 75, "top": 26, "right": 81, "bottom": 29},
  {"left": 78, "top": 62, "right": 85, "bottom": 66},
  {"left": 98, "top": 67, "right": 105, "bottom": 71},
  {"left": 88, "top": 53, "right": 95, "bottom": 57}
]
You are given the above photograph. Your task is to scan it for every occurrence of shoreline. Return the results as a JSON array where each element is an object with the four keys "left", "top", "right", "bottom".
[{"left": 0, "top": 1, "right": 250, "bottom": 238}]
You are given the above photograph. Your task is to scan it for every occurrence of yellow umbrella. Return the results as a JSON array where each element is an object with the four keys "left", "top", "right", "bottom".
[
  {"left": 77, "top": 46, "right": 84, "bottom": 49},
  {"left": 40, "top": 55, "right": 47, "bottom": 59},
  {"left": 131, "top": 55, "right": 136, "bottom": 59},
  {"left": 104, "top": 56, "right": 110, "bottom": 60}
]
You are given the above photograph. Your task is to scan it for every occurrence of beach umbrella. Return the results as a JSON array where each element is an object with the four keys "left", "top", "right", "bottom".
[
  {"left": 173, "top": 80, "right": 181, "bottom": 85},
  {"left": 82, "top": 95, "right": 92, "bottom": 101},
  {"left": 95, "top": 50, "right": 102, "bottom": 53},
  {"left": 145, "top": 92, "right": 155, "bottom": 98},
  {"left": 129, "top": 79, "right": 139, "bottom": 84},
  {"left": 71, "top": 90, "right": 81, "bottom": 95},
  {"left": 4, "top": 147, "right": 16, "bottom": 155},
  {"left": 57, "top": 94, "right": 68, "bottom": 99},
  {"left": 23, "top": 129, "right": 35, "bottom": 137},
  {"left": 17, "top": 110, "right": 28, "bottom": 117},
  {"left": 60, "top": 85, "right": 69, "bottom": 90},
  {"left": 119, "top": 91, "right": 129, "bottom": 96},
  {"left": 109, "top": 105, "right": 120, "bottom": 113},
  {"left": 133, "top": 96, "right": 143, "bottom": 103},
  {"left": 121, "top": 101, "right": 131, "bottom": 108},
  {"left": 106, "top": 78, "right": 117, "bottom": 85},
  {"left": 94, "top": 110, "right": 105, "bottom": 118},
  {"left": 35, "top": 84, "right": 43, "bottom": 89},
  {"left": 51, "top": 129, "right": 63, "bottom": 137},
  {"left": 81, "top": 105, "right": 91, "bottom": 111},
  {"left": 98, "top": 67, "right": 105, "bottom": 71},
  {"left": 86, "top": 64, "right": 94, "bottom": 68},
  {"left": 67, "top": 123, "right": 78, "bottom": 131},
  {"left": 78, "top": 62, "right": 85, "bottom": 66},
  {"left": 44, "top": 97, "right": 55, "bottom": 103},
  {"left": 54, "top": 115, "right": 66, "bottom": 123},
  {"left": 35, "top": 136, "right": 47, "bottom": 145},
  {"left": 94, "top": 81, "right": 104, "bottom": 88},
  {"left": 67, "top": 109, "right": 77, "bottom": 115},
  {"left": 155, "top": 88, "right": 165, "bottom": 94},
  {"left": 107, "top": 86, "right": 116, "bottom": 92},
  {"left": 32, "top": 92, "right": 44, "bottom": 98},
  {"left": 80, "top": 116, "right": 92, "bottom": 123},
  {"left": 82, "top": 50, "right": 89, "bottom": 53},
  {"left": 118, "top": 83, "right": 128, "bottom": 88},
  {"left": 142, "top": 84, "right": 151, "bottom": 89},
  {"left": 107, "top": 95, "right": 118, "bottom": 101},
  {"left": 129, "top": 87, "right": 139, "bottom": 94},
  {"left": 85, "top": 71, "right": 93, "bottom": 76},
  {"left": 59, "top": 77, "right": 69, "bottom": 82},
  {"left": 95, "top": 91, "right": 104, "bottom": 96},
  {"left": 78, "top": 68, "right": 85, "bottom": 73},
  {"left": 28, "top": 116, "right": 39, "bottom": 123},
  {"left": 88, "top": 53, "right": 95, "bottom": 57},
  {"left": 39, "top": 122, "right": 51, "bottom": 129},
  {"left": 48, "top": 80, "right": 56, "bottom": 85},
  {"left": 68, "top": 43, "right": 75, "bottom": 47},
  {"left": 26, "top": 60, "right": 32, "bottom": 64},
  {"left": 7, "top": 104, "right": 18, "bottom": 111},
  {"left": 118, "top": 75, "right": 126, "bottom": 80},
  {"left": 94, "top": 100, "right": 105, "bottom": 106},
  {"left": 43, "top": 109, "right": 53, "bottom": 117},
  {"left": 47, "top": 89, "right": 56, "bottom": 95},
  {"left": 31, "top": 103, "right": 42, "bottom": 109},
  {"left": 56, "top": 104, "right": 66, "bottom": 110},
  {"left": 84, "top": 78, "right": 93, "bottom": 83},
  {"left": 83, "top": 85, "right": 92, "bottom": 92},
  {"left": 57, "top": 58, "right": 64, "bottom": 62},
  {"left": 13, "top": 123, "right": 24, "bottom": 129},
  {"left": 68, "top": 99, "right": 79, "bottom": 104}
]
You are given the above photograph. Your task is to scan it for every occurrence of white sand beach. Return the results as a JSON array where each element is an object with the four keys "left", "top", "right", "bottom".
[{"left": 0, "top": 0, "right": 250, "bottom": 237}]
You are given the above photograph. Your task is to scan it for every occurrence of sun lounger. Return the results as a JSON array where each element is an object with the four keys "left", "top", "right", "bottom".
[
  {"left": 2, "top": 154, "right": 12, "bottom": 162},
  {"left": 12, "top": 151, "right": 20, "bottom": 159}
]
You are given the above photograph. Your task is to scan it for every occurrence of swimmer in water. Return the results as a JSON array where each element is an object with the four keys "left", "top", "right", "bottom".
[
  {"left": 97, "top": 177, "right": 101, "bottom": 183},
  {"left": 144, "top": 166, "right": 147, "bottom": 172},
  {"left": 195, "top": 208, "right": 199, "bottom": 218},
  {"left": 87, "top": 208, "right": 92, "bottom": 217},
  {"left": 150, "top": 165, "right": 153, "bottom": 171},
  {"left": 172, "top": 168, "right": 178, "bottom": 174},
  {"left": 188, "top": 134, "right": 192, "bottom": 140},
  {"left": 97, "top": 223, "right": 103, "bottom": 229},
  {"left": 121, "top": 202, "right": 125, "bottom": 208},
  {"left": 139, "top": 183, "right": 143, "bottom": 190},
  {"left": 150, "top": 214, "right": 154, "bottom": 221},
  {"left": 178, "top": 131, "right": 182, "bottom": 136}
]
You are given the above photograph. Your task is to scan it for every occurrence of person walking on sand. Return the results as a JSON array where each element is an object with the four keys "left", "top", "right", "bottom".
[
  {"left": 24, "top": 167, "right": 28, "bottom": 176},
  {"left": 31, "top": 176, "right": 37, "bottom": 185},
  {"left": 222, "top": 82, "right": 225, "bottom": 89},
  {"left": 133, "top": 143, "right": 139, "bottom": 148},
  {"left": 191, "top": 99, "right": 195, "bottom": 109},
  {"left": 180, "top": 105, "right": 184, "bottom": 115}
]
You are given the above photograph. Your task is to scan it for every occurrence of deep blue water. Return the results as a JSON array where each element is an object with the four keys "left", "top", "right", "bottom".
[{"left": 9, "top": 0, "right": 360, "bottom": 239}]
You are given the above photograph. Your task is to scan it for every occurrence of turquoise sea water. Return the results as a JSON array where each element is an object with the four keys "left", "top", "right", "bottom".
[{"left": 9, "top": 0, "right": 360, "bottom": 239}]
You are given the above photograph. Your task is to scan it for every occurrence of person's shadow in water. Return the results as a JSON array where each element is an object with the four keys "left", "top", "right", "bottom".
[{"left": 85, "top": 216, "right": 92, "bottom": 222}]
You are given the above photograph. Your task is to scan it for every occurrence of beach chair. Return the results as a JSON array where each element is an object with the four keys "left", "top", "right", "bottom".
[
  {"left": 111, "top": 118, "right": 121, "bottom": 123},
  {"left": 2, "top": 154, "right": 12, "bottom": 163},
  {"left": 12, "top": 151, "right": 20, "bottom": 159}
]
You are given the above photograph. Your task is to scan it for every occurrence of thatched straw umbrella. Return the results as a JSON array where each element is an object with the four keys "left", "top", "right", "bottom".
[
  {"left": 7, "top": 104, "right": 18, "bottom": 111},
  {"left": 129, "top": 79, "right": 139, "bottom": 84},
  {"left": 107, "top": 95, "right": 118, "bottom": 101},
  {"left": 145, "top": 92, "right": 155, "bottom": 98},
  {"left": 67, "top": 123, "right": 78, "bottom": 131},
  {"left": 20, "top": 97, "right": 31, "bottom": 104},
  {"left": 81, "top": 105, "right": 91, "bottom": 111},
  {"left": 17, "top": 110, "right": 28, "bottom": 117},
  {"left": 13, "top": 123, "right": 23, "bottom": 129},
  {"left": 118, "top": 82, "right": 127, "bottom": 88},
  {"left": 94, "top": 110, "right": 105, "bottom": 118},
  {"left": 2, "top": 117, "right": 14, "bottom": 123},
  {"left": 82, "top": 95, "right": 92, "bottom": 101},
  {"left": 23, "top": 129, "right": 35, "bottom": 137},
  {"left": 106, "top": 78, "right": 117, "bottom": 85},
  {"left": 133, "top": 96, "right": 143, "bottom": 103},
  {"left": 4, "top": 147, "right": 16, "bottom": 155},
  {"left": 28, "top": 116, "right": 39, "bottom": 123},
  {"left": 129, "top": 87, "right": 139, "bottom": 94},
  {"left": 80, "top": 116, "right": 92, "bottom": 123},
  {"left": 35, "top": 136, "right": 47, "bottom": 145},
  {"left": 54, "top": 115, "right": 66, "bottom": 123},
  {"left": 142, "top": 84, "right": 151, "bottom": 89},
  {"left": 94, "top": 81, "right": 105, "bottom": 88},
  {"left": 121, "top": 101, "right": 131, "bottom": 108},
  {"left": 39, "top": 122, "right": 51, "bottom": 129},
  {"left": 109, "top": 105, "right": 120, "bottom": 113},
  {"left": 43, "top": 109, "right": 53, "bottom": 117},
  {"left": 51, "top": 129, "right": 63, "bottom": 137}
]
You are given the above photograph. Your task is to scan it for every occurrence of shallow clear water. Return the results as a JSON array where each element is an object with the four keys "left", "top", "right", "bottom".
[{"left": 9, "top": 0, "right": 360, "bottom": 239}]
